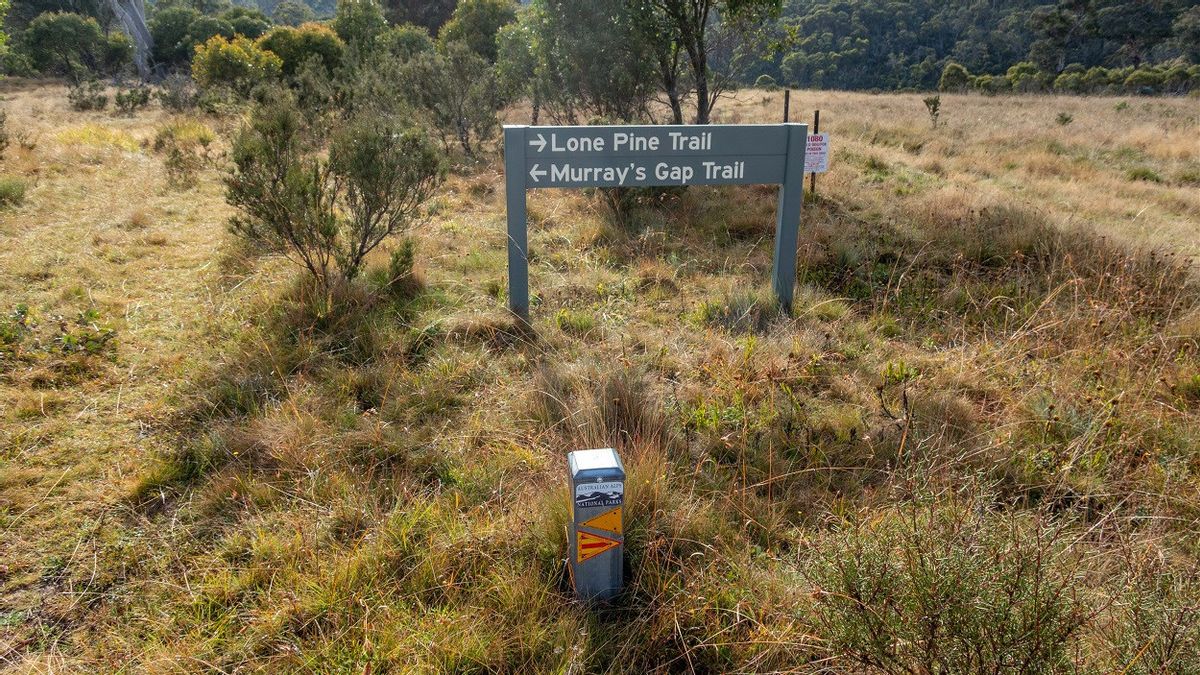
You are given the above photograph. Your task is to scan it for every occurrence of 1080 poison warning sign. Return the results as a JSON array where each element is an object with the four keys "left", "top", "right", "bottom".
[{"left": 575, "top": 481, "right": 623, "bottom": 508}]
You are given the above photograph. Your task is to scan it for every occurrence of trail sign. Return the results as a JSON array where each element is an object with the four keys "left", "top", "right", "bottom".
[
  {"left": 576, "top": 530, "right": 620, "bottom": 563},
  {"left": 503, "top": 123, "right": 809, "bottom": 320},
  {"left": 581, "top": 506, "right": 623, "bottom": 536},
  {"left": 568, "top": 448, "right": 625, "bottom": 601}
]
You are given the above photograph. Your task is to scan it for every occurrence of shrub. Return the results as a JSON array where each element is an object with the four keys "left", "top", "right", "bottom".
[
  {"left": 192, "top": 34, "right": 283, "bottom": 95},
  {"left": 183, "top": 16, "right": 235, "bottom": 53},
  {"left": 155, "top": 118, "right": 215, "bottom": 189},
  {"left": 922, "top": 95, "right": 940, "bottom": 128},
  {"left": 114, "top": 85, "right": 152, "bottom": 115},
  {"left": 806, "top": 501, "right": 1089, "bottom": 673},
  {"left": 1053, "top": 71, "right": 1085, "bottom": 94},
  {"left": 0, "top": 176, "right": 27, "bottom": 207},
  {"left": 149, "top": 5, "right": 202, "bottom": 67},
  {"left": 1082, "top": 66, "right": 1113, "bottom": 93},
  {"left": 437, "top": 0, "right": 517, "bottom": 62},
  {"left": 21, "top": 12, "right": 130, "bottom": 77},
  {"left": 379, "top": 237, "right": 422, "bottom": 299},
  {"left": 225, "top": 96, "right": 445, "bottom": 288},
  {"left": 0, "top": 109, "right": 8, "bottom": 159},
  {"left": 222, "top": 7, "right": 271, "bottom": 40},
  {"left": 1007, "top": 61, "right": 1048, "bottom": 92},
  {"left": 164, "top": 145, "right": 203, "bottom": 189},
  {"left": 155, "top": 73, "right": 199, "bottom": 111},
  {"left": 754, "top": 73, "right": 779, "bottom": 90},
  {"left": 971, "top": 73, "right": 1007, "bottom": 94},
  {"left": 0, "top": 50, "right": 36, "bottom": 77},
  {"left": 272, "top": 0, "right": 316, "bottom": 26},
  {"left": 1124, "top": 68, "right": 1163, "bottom": 94},
  {"left": 68, "top": 79, "right": 108, "bottom": 111},
  {"left": 333, "top": 0, "right": 388, "bottom": 47},
  {"left": 401, "top": 41, "right": 501, "bottom": 157},
  {"left": 256, "top": 23, "right": 345, "bottom": 77},
  {"left": 938, "top": 61, "right": 970, "bottom": 92},
  {"left": 378, "top": 23, "right": 435, "bottom": 60},
  {"left": 153, "top": 119, "right": 215, "bottom": 153}
]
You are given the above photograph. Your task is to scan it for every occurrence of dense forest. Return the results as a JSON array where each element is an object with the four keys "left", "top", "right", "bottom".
[
  {"left": 1, "top": 0, "right": 1197, "bottom": 94},
  {"left": 761, "top": 0, "right": 1200, "bottom": 91}
]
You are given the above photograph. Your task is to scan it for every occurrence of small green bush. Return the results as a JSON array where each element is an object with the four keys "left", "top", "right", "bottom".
[
  {"left": 191, "top": 34, "right": 283, "bottom": 95},
  {"left": 382, "top": 238, "right": 422, "bottom": 300},
  {"left": 56, "top": 308, "right": 117, "bottom": 355},
  {"left": 401, "top": 42, "right": 501, "bottom": 157},
  {"left": 155, "top": 74, "right": 198, "bottom": 111},
  {"left": 114, "top": 85, "right": 151, "bottom": 116},
  {"left": 938, "top": 61, "right": 970, "bottom": 92},
  {"left": 806, "top": 501, "right": 1089, "bottom": 673},
  {"left": 922, "top": 95, "right": 940, "bottom": 128},
  {"left": 68, "top": 80, "right": 108, "bottom": 111},
  {"left": 225, "top": 95, "right": 445, "bottom": 288},
  {"left": 0, "top": 176, "right": 28, "bottom": 207},
  {"left": 256, "top": 22, "right": 344, "bottom": 77}
]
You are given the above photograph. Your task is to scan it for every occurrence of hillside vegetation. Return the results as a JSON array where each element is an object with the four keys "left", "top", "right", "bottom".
[
  {"left": 4, "top": 0, "right": 1199, "bottom": 97},
  {"left": 769, "top": 0, "right": 1200, "bottom": 91},
  {"left": 1, "top": 81, "right": 1198, "bottom": 671}
]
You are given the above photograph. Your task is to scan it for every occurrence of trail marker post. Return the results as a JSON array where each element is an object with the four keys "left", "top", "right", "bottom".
[
  {"left": 503, "top": 123, "right": 808, "bottom": 321},
  {"left": 809, "top": 110, "right": 820, "bottom": 194},
  {"left": 568, "top": 448, "right": 626, "bottom": 601}
]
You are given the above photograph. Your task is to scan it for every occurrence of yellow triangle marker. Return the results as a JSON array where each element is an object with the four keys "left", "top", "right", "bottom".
[
  {"left": 577, "top": 529, "right": 620, "bottom": 563},
  {"left": 581, "top": 506, "right": 622, "bottom": 536}
]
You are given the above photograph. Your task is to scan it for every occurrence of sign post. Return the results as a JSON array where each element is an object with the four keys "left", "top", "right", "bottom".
[
  {"left": 503, "top": 126, "right": 530, "bottom": 319},
  {"left": 567, "top": 448, "right": 626, "bottom": 601},
  {"left": 503, "top": 123, "right": 808, "bottom": 320}
]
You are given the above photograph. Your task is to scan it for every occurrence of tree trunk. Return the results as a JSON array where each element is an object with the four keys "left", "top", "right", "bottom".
[
  {"left": 457, "top": 118, "right": 473, "bottom": 157},
  {"left": 693, "top": 50, "right": 709, "bottom": 124},
  {"left": 657, "top": 48, "right": 684, "bottom": 125},
  {"left": 107, "top": 0, "right": 154, "bottom": 80}
]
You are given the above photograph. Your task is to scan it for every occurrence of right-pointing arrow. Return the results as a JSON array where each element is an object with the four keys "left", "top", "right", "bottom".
[
  {"left": 528, "top": 133, "right": 547, "bottom": 152},
  {"left": 529, "top": 164, "right": 547, "bottom": 182}
]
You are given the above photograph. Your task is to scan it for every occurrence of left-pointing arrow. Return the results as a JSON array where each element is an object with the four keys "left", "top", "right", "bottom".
[
  {"left": 529, "top": 164, "right": 547, "bottom": 182},
  {"left": 529, "top": 133, "right": 547, "bottom": 152}
]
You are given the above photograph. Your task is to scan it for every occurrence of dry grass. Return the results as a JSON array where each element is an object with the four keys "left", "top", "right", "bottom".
[{"left": 2, "top": 82, "right": 1198, "bottom": 671}]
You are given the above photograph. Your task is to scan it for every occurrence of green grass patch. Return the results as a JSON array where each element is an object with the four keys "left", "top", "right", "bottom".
[
  {"left": 1127, "top": 166, "right": 1163, "bottom": 183},
  {"left": 0, "top": 175, "right": 27, "bottom": 207}
]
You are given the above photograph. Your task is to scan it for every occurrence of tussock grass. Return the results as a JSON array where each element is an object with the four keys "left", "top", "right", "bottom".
[
  {"left": 54, "top": 123, "right": 139, "bottom": 151},
  {"left": 0, "top": 174, "right": 27, "bottom": 206},
  {"left": 151, "top": 117, "right": 215, "bottom": 153},
  {"left": 3, "top": 83, "right": 1200, "bottom": 671}
]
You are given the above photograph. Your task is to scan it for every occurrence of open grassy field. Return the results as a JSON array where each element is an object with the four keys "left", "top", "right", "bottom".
[{"left": 1, "top": 82, "right": 1198, "bottom": 671}]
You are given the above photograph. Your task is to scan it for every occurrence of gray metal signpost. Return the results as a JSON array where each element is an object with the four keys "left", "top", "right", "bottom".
[
  {"left": 503, "top": 123, "right": 809, "bottom": 320},
  {"left": 567, "top": 448, "right": 626, "bottom": 601}
]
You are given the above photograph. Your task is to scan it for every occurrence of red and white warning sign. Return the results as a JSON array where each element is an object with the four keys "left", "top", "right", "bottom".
[
  {"left": 577, "top": 529, "right": 620, "bottom": 563},
  {"left": 805, "top": 133, "right": 829, "bottom": 173}
]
